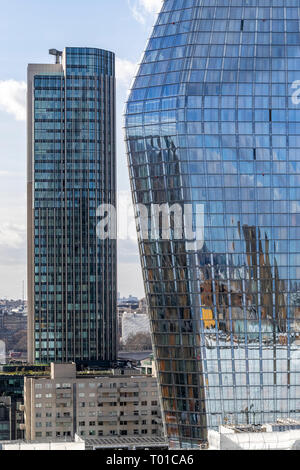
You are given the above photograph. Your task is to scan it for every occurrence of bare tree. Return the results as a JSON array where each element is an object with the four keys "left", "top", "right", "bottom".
[{"left": 122, "top": 332, "right": 152, "bottom": 351}]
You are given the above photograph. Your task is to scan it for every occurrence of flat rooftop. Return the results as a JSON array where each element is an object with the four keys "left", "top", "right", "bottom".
[
  {"left": 85, "top": 436, "right": 168, "bottom": 449},
  {"left": 222, "top": 419, "right": 300, "bottom": 433}
]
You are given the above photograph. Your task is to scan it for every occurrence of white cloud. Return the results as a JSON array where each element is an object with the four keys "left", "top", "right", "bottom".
[
  {"left": 0, "top": 222, "right": 26, "bottom": 249},
  {"left": 139, "top": 0, "right": 162, "bottom": 13},
  {"left": 0, "top": 61, "right": 137, "bottom": 120},
  {"left": 128, "top": 0, "right": 162, "bottom": 24},
  {"left": 0, "top": 80, "right": 26, "bottom": 121},
  {"left": 116, "top": 58, "right": 137, "bottom": 88}
]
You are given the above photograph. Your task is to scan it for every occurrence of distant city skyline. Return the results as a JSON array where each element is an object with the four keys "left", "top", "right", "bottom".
[{"left": 0, "top": 0, "right": 161, "bottom": 299}]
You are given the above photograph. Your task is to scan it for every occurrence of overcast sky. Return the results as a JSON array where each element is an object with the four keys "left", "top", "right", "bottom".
[{"left": 0, "top": 0, "right": 162, "bottom": 299}]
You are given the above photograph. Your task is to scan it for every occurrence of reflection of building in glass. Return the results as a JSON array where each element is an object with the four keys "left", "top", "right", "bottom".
[
  {"left": 27, "top": 48, "right": 117, "bottom": 364},
  {"left": 121, "top": 312, "right": 151, "bottom": 344},
  {"left": 0, "top": 372, "right": 25, "bottom": 440},
  {"left": 125, "top": 0, "right": 300, "bottom": 449}
]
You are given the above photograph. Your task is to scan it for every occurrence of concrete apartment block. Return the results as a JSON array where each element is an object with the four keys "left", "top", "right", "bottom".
[{"left": 24, "top": 364, "right": 162, "bottom": 441}]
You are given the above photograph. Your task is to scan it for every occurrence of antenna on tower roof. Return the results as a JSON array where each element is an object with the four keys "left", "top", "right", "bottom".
[{"left": 49, "top": 49, "right": 63, "bottom": 64}]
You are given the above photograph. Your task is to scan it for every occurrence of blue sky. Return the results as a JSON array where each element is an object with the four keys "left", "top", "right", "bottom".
[{"left": 0, "top": 0, "right": 162, "bottom": 299}]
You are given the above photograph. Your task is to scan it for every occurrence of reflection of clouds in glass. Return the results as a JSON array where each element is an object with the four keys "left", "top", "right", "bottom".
[
  {"left": 291, "top": 80, "right": 300, "bottom": 105},
  {"left": 0, "top": 80, "right": 26, "bottom": 121}
]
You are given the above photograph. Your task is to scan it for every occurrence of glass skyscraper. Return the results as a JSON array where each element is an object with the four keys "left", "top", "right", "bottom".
[
  {"left": 125, "top": 0, "right": 300, "bottom": 448},
  {"left": 27, "top": 47, "right": 117, "bottom": 364}
]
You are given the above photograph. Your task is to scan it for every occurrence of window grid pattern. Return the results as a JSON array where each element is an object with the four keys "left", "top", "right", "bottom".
[
  {"left": 33, "top": 48, "right": 117, "bottom": 364},
  {"left": 125, "top": 0, "right": 300, "bottom": 449}
]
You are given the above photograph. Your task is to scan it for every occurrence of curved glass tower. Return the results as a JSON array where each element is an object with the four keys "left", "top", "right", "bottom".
[
  {"left": 28, "top": 48, "right": 117, "bottom": 364},
  {"left": 125, "top": 0, "right": 300, "bottom": 448}
]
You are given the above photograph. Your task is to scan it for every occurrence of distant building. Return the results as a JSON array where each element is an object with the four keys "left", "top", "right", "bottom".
[
  {"left": 0, "top": 397, "right": 12, "bottom": 441},
  {"left": 117, "top": 298, "right": 149, "bottom": 344},
  {"left": 0, "top": 373, "right": 25, "bottom": 440},
  {"left": 3, "top": 314, "right": 27, "bottom": 332},
  {"left": 24, "top": 363, "right": 162, "bottom": 441},
  {"left": 0, "top": 341, "right": 5, "bottom": 365},
  {"left": 138, "top": 298, "right": 148, "bottom": 315},
  {"left": 139, "top": 354, "right": 157, "bottom": 378},
  {"left": 121, "top": 312, "right": 151, "bottom": 344},
  {"left": 118, "top": 296, "right": 139, "bottom": 309},
  {"left": 0, "top": 309, "right": 4, "bottom": 329}
]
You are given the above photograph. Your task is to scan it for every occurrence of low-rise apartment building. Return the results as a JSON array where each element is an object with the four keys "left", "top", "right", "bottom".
[{"left": 24, "top": 363, "right": 162, "bottom": 441}]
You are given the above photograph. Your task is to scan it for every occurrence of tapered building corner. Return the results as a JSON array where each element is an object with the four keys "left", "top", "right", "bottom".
[{"left": 27, "top": 47, "right": 117, "bottom": 364}]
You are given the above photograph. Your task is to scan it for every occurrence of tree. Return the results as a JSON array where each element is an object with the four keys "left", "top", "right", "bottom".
[{"left": 122, "top": 332, "right": 152, "bottom": 351}]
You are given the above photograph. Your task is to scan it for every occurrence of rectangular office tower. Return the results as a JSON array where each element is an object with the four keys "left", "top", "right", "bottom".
[{"left": 27, "top": 48, "right": 117, "bottom": 364}]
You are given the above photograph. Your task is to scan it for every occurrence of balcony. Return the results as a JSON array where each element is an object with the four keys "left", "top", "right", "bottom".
[
  {"left": 120, "top": 415, "right": 141, "bottom": 421},
  {"left": 56, "top": 401, "right": 72, "bottom": 408},
  {"left": 99, "top": 415, "right": 119, "bottom": 422},
  {"left": 97, "top": 397, "right": 117, "bottom": 403},
  {"left": 119, "top": 396, "right": 139, "bottom": 403},
  {"left": 56, "top": 393, "right": 72, "bottom": 400},
  {"left": 120, "top": 386, "right": 140, "bottom": 393},
  {"left": 56, "top": 416, "right": 72, "bottom": 424}
]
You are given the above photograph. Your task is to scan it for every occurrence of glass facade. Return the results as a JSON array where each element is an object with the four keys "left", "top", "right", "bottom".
[
  {"left": 0, "top": 375, "right": 25, "bottom": 440},
  {"left": 125, "top": 0, "right": 300, "bottom": 448},
  {"left": 28, "top": 48, "right": 117, "bottom": 364}
]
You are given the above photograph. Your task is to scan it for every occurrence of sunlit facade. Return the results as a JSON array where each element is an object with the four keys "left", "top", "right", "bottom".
[
  {"left": 27, "top": 48, "right": 117, "bottom": 364},
  {"left": 125, "top": 0, "right": 300, "bottom": 448}
]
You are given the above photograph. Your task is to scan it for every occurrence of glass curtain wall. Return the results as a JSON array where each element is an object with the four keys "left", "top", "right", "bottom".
[
  {"left": 125, "top": 0, "right": 300, "bottom": 448},
  {"left": 31, "top": 48, "right": 116, "bottom": 363}
]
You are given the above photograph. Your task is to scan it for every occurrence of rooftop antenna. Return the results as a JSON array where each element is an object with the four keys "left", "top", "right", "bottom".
[{"left": 49, "top": 49, "right": 63, "bottom": 64}]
